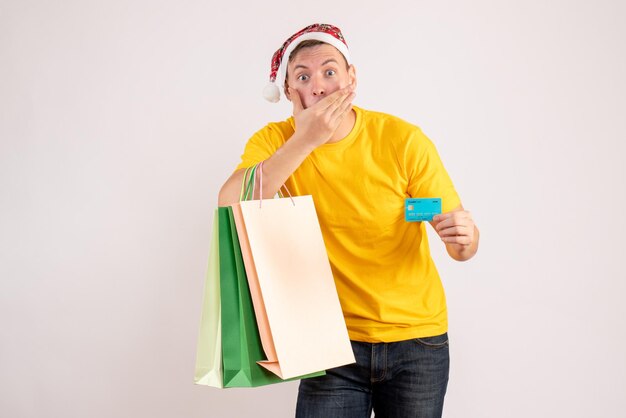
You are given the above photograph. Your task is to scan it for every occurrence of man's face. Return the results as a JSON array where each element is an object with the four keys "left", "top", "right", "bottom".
[{"left": 285, "top": 44, "right": 356, "bottom": 109}]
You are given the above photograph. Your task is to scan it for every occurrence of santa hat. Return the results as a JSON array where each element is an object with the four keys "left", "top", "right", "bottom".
[{"left": 262, "top": 23, "right": 351, "bottom": 103}]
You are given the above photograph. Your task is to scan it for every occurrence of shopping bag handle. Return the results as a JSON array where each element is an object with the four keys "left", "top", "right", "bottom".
[
  {"left": 240, "top": 165, "right": 257, "bottom": 202},
  {"left": 239, "top": 161, "right": 296, "bottom": 208},
  {"left": 238, "top": 162, "right": 295, "bottom": 207}
]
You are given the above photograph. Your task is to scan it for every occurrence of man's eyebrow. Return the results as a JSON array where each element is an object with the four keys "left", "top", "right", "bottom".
[{"left": 293, "top": 59, "right": 340, "bottom": 71}]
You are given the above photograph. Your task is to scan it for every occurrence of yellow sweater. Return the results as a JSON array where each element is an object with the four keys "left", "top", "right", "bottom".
[{"left": 236, "top": 106, "right": 461, "bottom": 342}]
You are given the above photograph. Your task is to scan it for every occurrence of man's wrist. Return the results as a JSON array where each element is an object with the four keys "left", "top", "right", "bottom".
[{"left": 288, "top": 132, "right": 319, "bottom": 156}]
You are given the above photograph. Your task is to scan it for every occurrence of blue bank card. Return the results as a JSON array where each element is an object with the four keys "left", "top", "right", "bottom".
[{"left": 405, "top": 198, "right": 442, "bottom": 222}]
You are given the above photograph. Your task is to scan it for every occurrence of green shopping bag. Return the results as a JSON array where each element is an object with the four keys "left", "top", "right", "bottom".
[
  {"left": 218, "top": 205, "right": 324, "bottom": 387},
  {"left": 193, "top": 209, "right": 223, "bottom": 387}
]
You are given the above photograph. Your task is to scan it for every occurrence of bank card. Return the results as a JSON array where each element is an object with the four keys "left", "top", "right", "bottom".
[{"left": 405, "top": 198, "right": 442, "bottom": 222}]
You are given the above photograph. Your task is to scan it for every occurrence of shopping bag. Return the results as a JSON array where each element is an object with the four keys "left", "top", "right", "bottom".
[
  {"left": 231, "top": 165, "right": 355, "bottom": 379},
  {"left": 218, "top": 206, "right": 324, "bottom": 387},
  {"left": 193, "top": 209, "right": 223, "bottom": 387}
]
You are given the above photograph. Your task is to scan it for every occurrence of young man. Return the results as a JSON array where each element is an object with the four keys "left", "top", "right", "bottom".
[{"left": 218, "top": 23, "right": 479, "bottom": 418}]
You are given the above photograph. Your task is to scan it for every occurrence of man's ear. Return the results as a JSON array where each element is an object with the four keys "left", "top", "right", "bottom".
[
  {"left": 284, "top": 82, "right": 291, "bottom": 101},
  {"left": 283, "top": 80, "right": 291, "bottom": 101},
  {"left": 348, "top": 64, "right": 357, "bottom": 88}
]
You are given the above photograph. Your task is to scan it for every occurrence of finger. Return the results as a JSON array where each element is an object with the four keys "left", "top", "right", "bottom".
[
  {"left": 335, "top": 104, "right": 353, "bottom": 126},
  {"left": 330, "top": 91, "right": 355, "bottom": 123},
  {"left": 433, "top": 212, "right": 455, "bottom": 222},
  {"left": 435, "top": 217, "right": 474, "bottom": 233},
  {"left": 317, "top": 84, "right": 354, "bottom": 111},
  {"left": 433, "top": 210, "right": 470, "bottom": 224},
  {"left": 327, "top": 92, "right": 355, "bottom": 128},
  {"left": 441, "top": 235, "right": 472, "bottom": 245},
  {"left": 437, "top": 225, "right": 470, "bottom": 237},
  {"left": 333, "top": 89, "right": 356, "bottom": 115},
  {"left": 289, "top": 87, "right": 304, "bottom": 114},
  {"left": 315, "top": 90, "right": 344, "bottom": 111}
]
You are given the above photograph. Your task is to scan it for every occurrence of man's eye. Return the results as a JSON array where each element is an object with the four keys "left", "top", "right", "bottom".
[
  {"left": 326, "top": 70, "right": 336, "bottom": 76},
  {"left": 297, "top": 74, "right": 309, "bottom": 81}
]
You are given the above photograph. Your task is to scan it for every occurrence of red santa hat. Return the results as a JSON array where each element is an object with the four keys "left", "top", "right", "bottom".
[{"left": 262, "top": 23, "right": 351, "bottom": 103}]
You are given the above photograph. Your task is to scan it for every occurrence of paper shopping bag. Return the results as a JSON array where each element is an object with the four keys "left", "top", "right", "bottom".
[
  {"left": 218, "top": 206, "right": 324, "bottom": 387},
  {"left": 232, "top": 196, "right": 356, "bottom": 380},
  {"left": 193, "top": 209, "right": 223, "bottom": 387}
]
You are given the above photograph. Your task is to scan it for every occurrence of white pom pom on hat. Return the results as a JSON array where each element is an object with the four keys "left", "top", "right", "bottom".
[
  {"left": 262, "top": 82, "right": 281, "bottom": 103},
  {"left": 263, "top": 23, "right": 351, "bottom": 103}
]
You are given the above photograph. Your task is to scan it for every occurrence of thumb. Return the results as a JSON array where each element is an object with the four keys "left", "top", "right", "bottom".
[{"left": 289, "top": 87, "right": 304, "bottom": 114}]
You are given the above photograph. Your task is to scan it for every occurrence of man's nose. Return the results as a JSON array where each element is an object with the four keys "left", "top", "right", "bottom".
[{"left": 311, "top": 78, "right": 325, "bottom": 96}]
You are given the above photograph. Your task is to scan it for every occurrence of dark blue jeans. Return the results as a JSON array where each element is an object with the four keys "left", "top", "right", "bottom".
[{"left": 296, "top": 333, "right": 450, "bottom": 418}]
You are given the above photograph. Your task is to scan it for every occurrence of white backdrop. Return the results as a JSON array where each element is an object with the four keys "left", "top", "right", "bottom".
[{"left": 1, "top": 0, "right": 625, "bottom": 417}]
